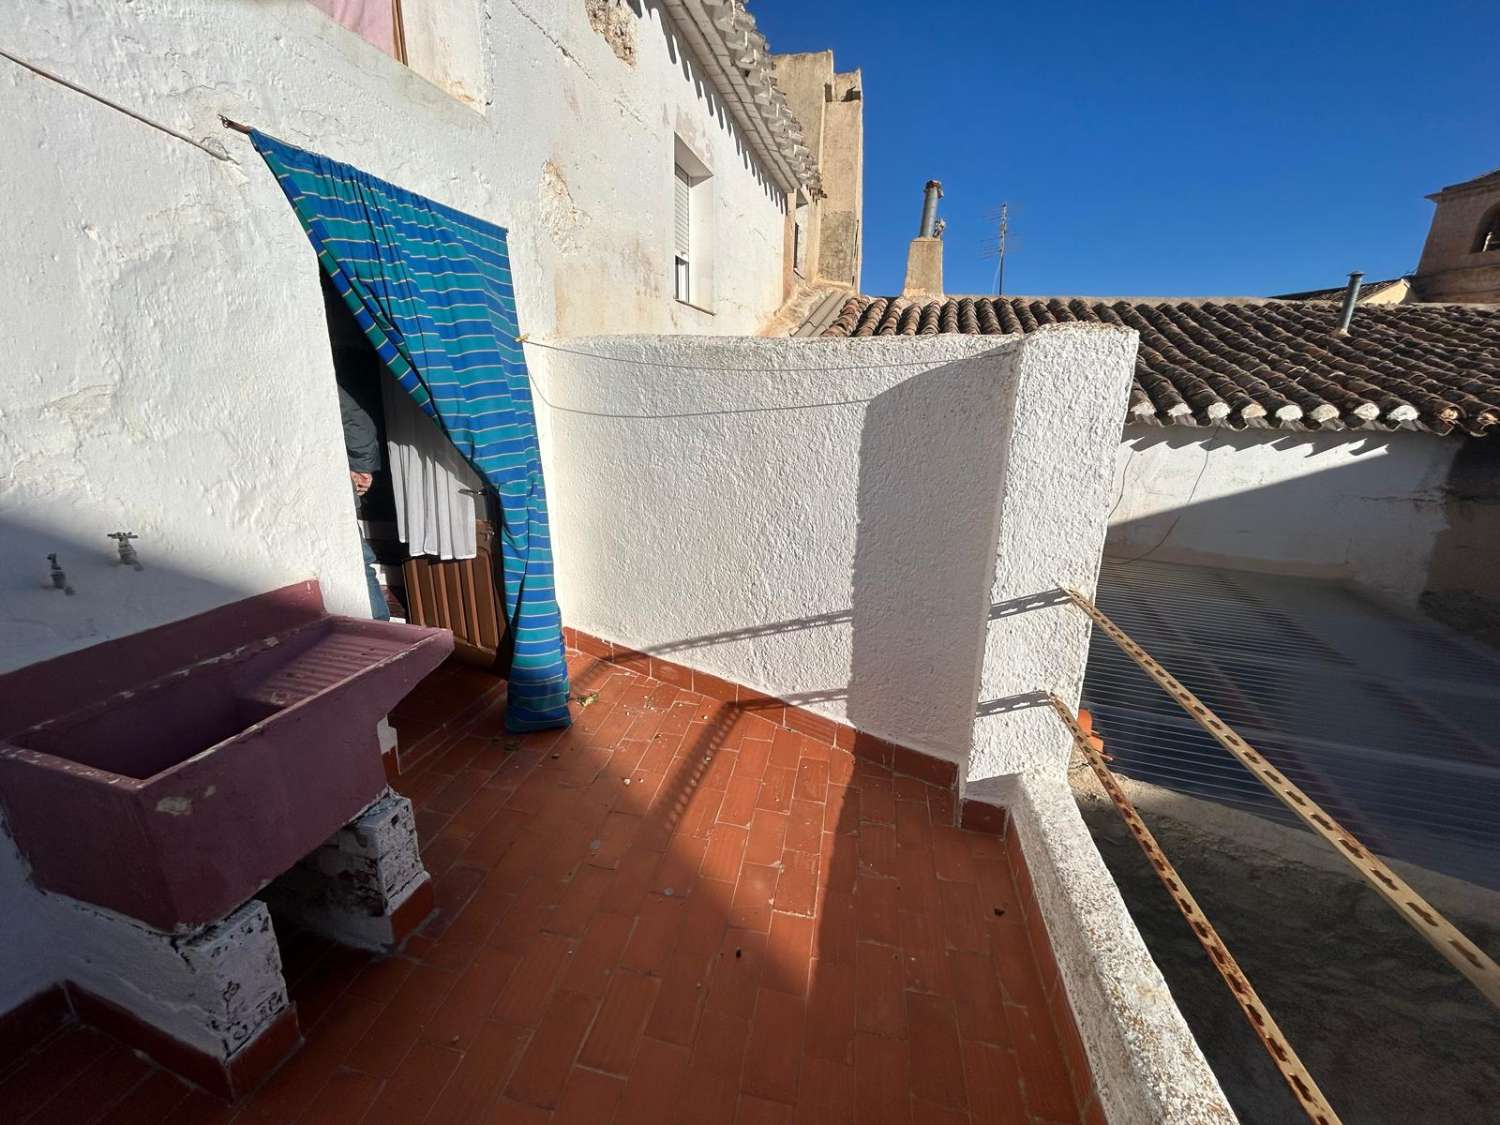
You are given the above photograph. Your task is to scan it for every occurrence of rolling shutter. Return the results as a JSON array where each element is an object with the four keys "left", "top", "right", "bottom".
[{"left": 674, "top": 165, "right": 692, "bottom": 260}]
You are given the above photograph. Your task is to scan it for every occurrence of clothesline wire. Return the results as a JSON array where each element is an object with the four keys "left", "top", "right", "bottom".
[
  {"left": 512, "top": 334, "right": 1043, "bottom": 418},
  {"left": 233, "top": 117, "right": 1072, "bottom": 400},
  {"left": 14, "top": 100, "right": 1085, "bottom": 385},
  {"left": 513, "top": 333, "right": 1016, "bottom": 373},
  {"left": 1, "top": 46, "right": 236, "bottom": 164},
  {"left": 521, "top": 368, "right": 877, "bottom": 420},
  {"left": 2, "top": 76, "right": 1118, "bottom": 385}
]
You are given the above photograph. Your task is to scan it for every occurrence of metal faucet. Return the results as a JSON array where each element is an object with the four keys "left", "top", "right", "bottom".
[
  {"left": 46, "top": 554, "right": 75, "bottom": 596},
  {"left": 108, "top": 531, "right": 143, "bottom": 570}
]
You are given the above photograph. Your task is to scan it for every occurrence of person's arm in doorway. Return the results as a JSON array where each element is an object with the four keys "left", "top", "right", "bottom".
[{"left": 339, "top": 382, "right": 380, "bottom": 495}]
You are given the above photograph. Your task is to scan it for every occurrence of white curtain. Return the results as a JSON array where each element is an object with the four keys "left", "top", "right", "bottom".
[{"left": 381, "top": 375, "right": 482, "bottom": 560}]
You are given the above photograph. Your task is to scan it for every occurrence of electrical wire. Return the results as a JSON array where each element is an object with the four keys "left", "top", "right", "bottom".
[
  {"left": 522, "top": 367, "right": 878, "bottom": 420},
  {"left": 515, "top": 333, "right": 1017, "bottom": 374},
  {"left": 1, "top": 46, "right": 235, "bottom": 164},
  {"left": 1104, "top": 422, "right": 1222, "bottom": 566}
]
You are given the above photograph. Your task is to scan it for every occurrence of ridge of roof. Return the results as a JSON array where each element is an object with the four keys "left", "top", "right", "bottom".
[{"left": 1272, "top": 277, "right": 1409, "bottom": 302}]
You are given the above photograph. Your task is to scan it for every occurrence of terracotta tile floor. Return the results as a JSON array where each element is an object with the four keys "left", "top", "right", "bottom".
[{"left": 1, "top": 652, "right": 1087, "bottom": 1124}]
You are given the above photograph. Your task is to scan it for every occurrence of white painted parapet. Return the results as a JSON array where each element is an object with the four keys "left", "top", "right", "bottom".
[
  {"left": 1011, "top": 775, "right": 1236, "bottom": 1123},
  {"left": 965, "top": 324, "right": 1137, "bottom": 784},
  {"left": 534, "top": 330, "right": 1097, "bottom": 769},
  {"left": 536, "top": 325, "right": 1139, "bottom": 779}
]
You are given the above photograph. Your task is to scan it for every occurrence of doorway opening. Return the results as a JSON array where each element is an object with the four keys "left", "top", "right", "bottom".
[{"left": 319, "top": 272, "right": 515, "bottom": 673}]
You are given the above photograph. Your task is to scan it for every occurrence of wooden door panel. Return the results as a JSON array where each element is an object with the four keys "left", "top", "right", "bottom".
[{"left": 403, "top": 519, "right": 509, "bottom": 671}]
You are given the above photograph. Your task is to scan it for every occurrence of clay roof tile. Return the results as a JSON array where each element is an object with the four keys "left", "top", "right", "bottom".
[{"left": 817, "top": 295, "right": 1500, "bottom": 436}]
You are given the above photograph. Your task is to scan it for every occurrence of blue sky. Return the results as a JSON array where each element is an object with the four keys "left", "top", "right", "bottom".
[{"left": 752, "top": 0, "right": 1497, "bottom": 298}]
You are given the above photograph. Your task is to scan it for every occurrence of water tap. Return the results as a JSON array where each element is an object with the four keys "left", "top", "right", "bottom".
[
  {"left": 46, "top": 554, "right": 75, "bottom": 596},
  {"left": 108, "top": 531, "right": 143, "bottom": 570}
]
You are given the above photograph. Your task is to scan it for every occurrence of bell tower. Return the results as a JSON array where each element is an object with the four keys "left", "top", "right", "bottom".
[{"left": 1415, "top": 168, "right": 1500, "bottom": 303}]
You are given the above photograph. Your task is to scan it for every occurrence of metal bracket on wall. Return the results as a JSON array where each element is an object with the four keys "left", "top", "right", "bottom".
[
  {"left": 1050, "top": 695, "right": 1341, "bottom": 1125},
  {"left": 1062, "top": 586, "right": 1500, "bottom": 1013}
]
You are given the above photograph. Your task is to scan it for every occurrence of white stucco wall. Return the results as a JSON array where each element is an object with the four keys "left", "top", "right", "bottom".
[
  {"left": 533, "top": 325, "right": 1138, "bottom": 773},
  {"left": 0, "top": 825, "right": 51, "bottom": 1014},
  {"left": 533, "top": 333, "right": 1020, "bottom": 764},
  {"left": 1, "top": 0, "right": 792, "bottom": 674},
  {"left": 966, "top": 326, "right": 1139, "bottom": 785},
  {"left": 1107, "top": 426, "right": 1458, "bottom": 605}
]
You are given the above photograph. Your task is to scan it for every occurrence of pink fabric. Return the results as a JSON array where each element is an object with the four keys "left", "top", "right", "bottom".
[{"left": 307, "top": 0, "right": 397, "bottom": 57}]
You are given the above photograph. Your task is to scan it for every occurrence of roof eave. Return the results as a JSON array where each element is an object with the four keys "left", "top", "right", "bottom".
[{"left": 661, "top": 0, "right": 818, "bottom": 196}]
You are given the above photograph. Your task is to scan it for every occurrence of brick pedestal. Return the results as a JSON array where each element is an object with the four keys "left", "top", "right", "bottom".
[
  {"left": 263, "top": 789, "right": 434, "bottom": 952},
  {"left": 54, "top": 897, "right": 300, "bottom": 1100}
]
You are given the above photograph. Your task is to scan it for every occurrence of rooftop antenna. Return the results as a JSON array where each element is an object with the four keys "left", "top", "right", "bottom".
[{"left": 980, "top": 202, "right": 1011, "bottom": 295}]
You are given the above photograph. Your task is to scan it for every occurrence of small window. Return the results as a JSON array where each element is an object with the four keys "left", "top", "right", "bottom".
[
  {"left": 672, "top": 138, "right": 714, "bottom": 311},
  {"left": 307, "top": 0, "right": 408, "bottom": 62},
  {"left": 674, "top": 164, "right": 692, "bottom": 302},
  {"left": 1475, "top": 205, "right": 1500, "bottom": 254},
  {"left": 306, "top": 0, "right": 487, "bottom": 109}
]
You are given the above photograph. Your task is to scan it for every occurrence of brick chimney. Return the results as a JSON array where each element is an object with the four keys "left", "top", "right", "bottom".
[{"left": 902, "top": 179, "right": 944, "bottom": 298}]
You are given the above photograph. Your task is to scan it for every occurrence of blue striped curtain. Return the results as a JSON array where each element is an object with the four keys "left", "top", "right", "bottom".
[{"left": 252, "top": 131, "right": 570, "bottom": 732}]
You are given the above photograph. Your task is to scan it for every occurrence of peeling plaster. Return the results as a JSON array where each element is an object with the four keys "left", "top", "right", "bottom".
[
  {"left": 538, "top": 159, "right": 591, "bottom": 254},
  {"left": 2, "top": 834, "right": 292, "bottom": 1057},
  {"left": 585, "top": 0, "right": 638, "bottom": 66}
]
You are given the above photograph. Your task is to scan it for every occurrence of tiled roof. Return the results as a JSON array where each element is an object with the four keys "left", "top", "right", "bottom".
[
  {"left": 1272, "top": 277, "right": 1408, "bottom": 302},
  {"left": 819, "top": 296, "right": 1500, "bottom": 436}
]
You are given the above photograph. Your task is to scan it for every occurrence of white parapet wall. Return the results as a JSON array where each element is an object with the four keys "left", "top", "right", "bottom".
[
  {"left": 1011, "top": 775, "right": 1236, "bottom": 1124},
  {"left": 966, "top": 325, "right": 1137, "bottom": 784},
  {"left": 534, "top": 331, "right": 1046, "bottom": 765},
  {"left": 534, "top": 326, "right": 1139, "bottom": 772}
]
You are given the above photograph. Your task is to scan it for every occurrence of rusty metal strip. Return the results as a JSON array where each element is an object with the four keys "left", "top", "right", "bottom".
[
  {"left": 1064, "top": 587, "right": 1500, "bottom": 1012},
  {"left": 1049, "top": 696, "right": 1342, "bottom": 1125}
]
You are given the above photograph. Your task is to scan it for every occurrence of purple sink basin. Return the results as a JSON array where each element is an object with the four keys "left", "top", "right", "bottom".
[{"left": 0, "top": 584, "right": 453, "bottom": 930}]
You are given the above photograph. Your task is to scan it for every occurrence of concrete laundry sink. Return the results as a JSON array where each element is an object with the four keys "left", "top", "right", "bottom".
[{"left": 0, "top": 582, "right": 453, "bottom": 930}]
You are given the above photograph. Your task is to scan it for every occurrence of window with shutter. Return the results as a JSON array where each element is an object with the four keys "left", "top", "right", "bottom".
[{"left": 674, "top": 164, "right": 691, "bottom": 300}]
